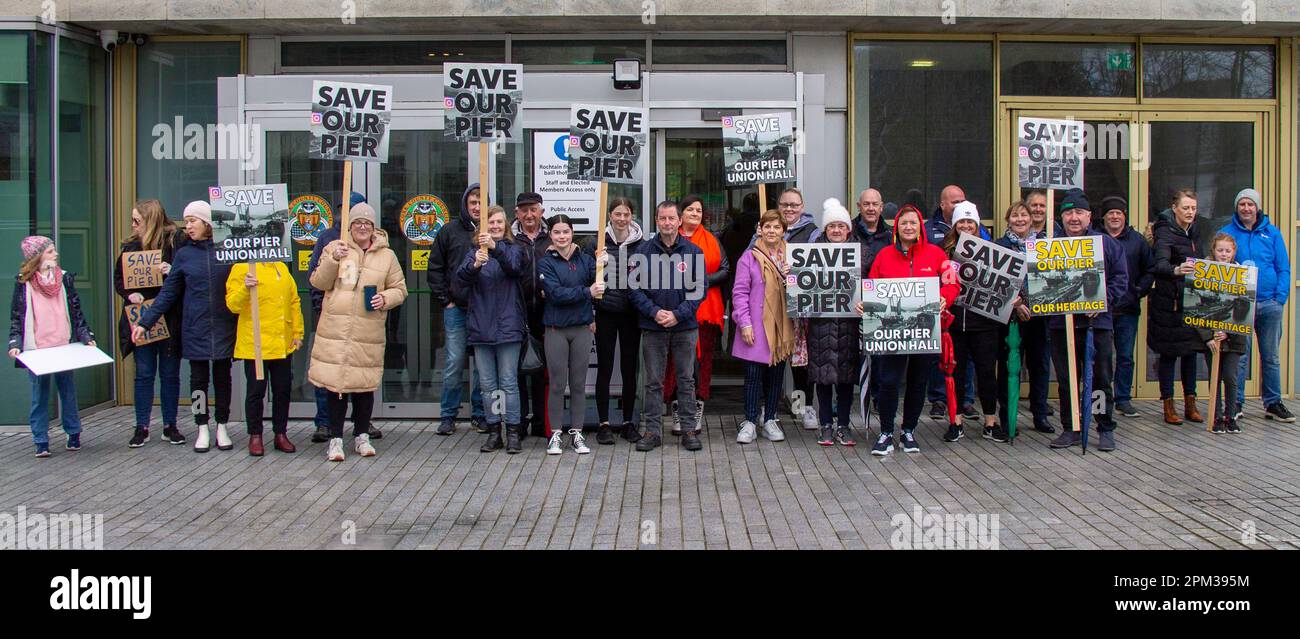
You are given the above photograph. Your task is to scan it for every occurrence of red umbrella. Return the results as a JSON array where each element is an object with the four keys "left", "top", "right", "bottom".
[{"left": 940, "top": 309, "right": 958, "bottom": 427}]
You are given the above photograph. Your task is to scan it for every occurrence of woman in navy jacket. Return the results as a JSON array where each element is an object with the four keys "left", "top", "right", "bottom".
[
  {"left": 537, "top": 215, "right": 605, "bottom": 456},
  {"left": 133, "top": 201, "right": 237, "bottom": 453}
]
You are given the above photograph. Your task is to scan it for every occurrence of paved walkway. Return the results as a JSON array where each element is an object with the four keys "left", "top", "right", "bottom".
[{"left": 2, "top": 401, "right": 1298, "bottom": 550}]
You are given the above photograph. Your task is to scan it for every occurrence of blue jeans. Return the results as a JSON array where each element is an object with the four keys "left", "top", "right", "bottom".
[
  {"left": 474, "top": 341, "right": 522, "bottom": 425},
  {"left": 1112, "top": 313, "right": 1140, "bottom": 404},
  {"left": 313, "top": 385, "right": 330, "bottom": 427},
  {"left": 1238, "top": 299, "right": 1284, "bottom": 407},
  {"left": 133, "top": 342, "right": 180, "bottom": 428},
  {"left": 29, "top": 371, "right": 81, "bottom": 446},
  {"left": 439, "top": 305, "right": 484, "bottom": 420}
]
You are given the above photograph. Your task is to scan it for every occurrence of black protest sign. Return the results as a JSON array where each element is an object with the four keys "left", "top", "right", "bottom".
[
  {"left": 309, "top": 81, "right": 392, "bottom": 162},
  {"left": 1182, "top": 259, "right": 1257, "bottom": 336},
  {"left": 443, "top": 63, "right": 523, "bottom": 144},
  {"left": 1025, "top": 236, "right": 1107, "bottom": 316},
  {"left": 953, "top": 232, "right": 1027, "bottom": 324},
  {"left": 722, "top": 113, "right": 795, "bottom": 186},
  {"left": 784, "top": 243, "right": 860, "bottom": 318},
  {"left": 1017, "top": 117, "right": 1085, "bottom": 189},
  {"left": 208, "top": 184, "right": 292, "bottom": 265},
  {"left": 860, "top": 277, "right": 942, "bottom": 355},
  {"left": 567, "top": 104, "right": 648, "bottom": 185}
]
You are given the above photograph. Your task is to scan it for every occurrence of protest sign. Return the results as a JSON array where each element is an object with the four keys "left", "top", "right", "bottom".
[
  {"left": 17, "top": 343, "right": 113, "bottom": 376},
  {"left": 209, "top": 184, "right": 292, "bottom": 265},
  {"left": 125, "top": 300, "right": 170, "bottom": 345},
  {"left": 1025, "top": 236, "right": 1106, "bottom": 316},
  {"left": 860, "top": 277, "right": 942, "bottom": 355},
  {"left": 443, "top": 63, "right": 523, "bottom": 144},
  {"left": 567, "top": 104, "right": 648, "bottom": 185},
  {"left": 309, "top": 81, "right": 392, "bottom": 162},
  {"left": 953, "top": 233, "right": 1027, "bottom": 323},
  {"left": 722, "top": 113, "right": 795, "bottom": 187},
  {"left": 120, "top": 250, "right": 164, "bottom": 289},
  {"left": 785, "top": 242, "right": 861, "bottom": 318},
  {"left": 1018, "top": 117, "right": 1084, "bottom": 190},
  {"left": 1182, "top": 259, "right": 1257, "bottom": 336},
  {"left": 534, "top": 131, "right": 599, "bottom": 232}
]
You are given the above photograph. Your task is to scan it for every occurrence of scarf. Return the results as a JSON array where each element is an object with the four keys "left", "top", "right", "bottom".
[
  {"left": 31, "top": 266, "right": 64, "bottom": 298},
  {"left": 753, "top": 242, "right": 794, "bottom": 365},
  {"left": 681, "top": 225, "right": 724, "bottom": 327}
]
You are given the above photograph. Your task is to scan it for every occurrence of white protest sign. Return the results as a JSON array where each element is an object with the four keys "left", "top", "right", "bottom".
[
  {"left": 208, "top": 184, "right": 292, "bottom": 265},
  {"left": 533, "top": 131, "right": 599, "bottom": 233},
  {"left": 567, "top": 104, "right": 648, "bottom": 185},
  {"left": 18, "top": 343, "right": 113, "bottom": 376},
  {"left": 1018, "top": 117, "right": 1085, "bottom": 190},
  {"left": 860, "top": 277, "right": 942, "bottom": 355},
  {"left": 953, "top": 233, "right": 1028, "bottom": 324},
  {"left": 443, "top": 63, "right": 523, "bottom": 144},
  {"left": 722, "top": 112, "right": 795, "bottom": 187},
  {"left": 785, "top": 243, "right": 861, "bottom": 318},
  {"left": 309, "top": 81, "right": 392, "bottom": 162}
]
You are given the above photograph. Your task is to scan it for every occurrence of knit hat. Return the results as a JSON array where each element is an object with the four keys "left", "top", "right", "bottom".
[
  {"left": 951, "top": 201, "right": 980, "bottom": 226},
  {"left": 182, "top": 200, "right": 213, "bottom": 228},
  {"left": 821, "top": 198, "right": 852, "bottom": 230},
  {"left": 349, "top": 202, "right": 378, "bottom": 226},
  {"left": 1058, "top": 188, "right": 1090, "bottom": 214},
  {"left": 21, "top": 235, "right": 53, "bottom": 260},
  {"left": 1100, "top": 195, "right": 1128, "bottom": 216},
  {"left": 1234, "top": 188, "right": 1261, "bottom": 210}
]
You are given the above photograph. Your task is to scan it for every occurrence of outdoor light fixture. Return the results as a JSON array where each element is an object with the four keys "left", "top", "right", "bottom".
[
  {"left": 613, "top": 59, "right": 641, "bottom": 90},
  {"left": 908, "top": 59, "right": 937, "bottom": 68}
]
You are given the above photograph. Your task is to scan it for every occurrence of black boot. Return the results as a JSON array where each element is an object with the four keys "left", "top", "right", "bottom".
[
  {"left": 505, "top": 423, "right": 522, "bottom": 454},
  {"left": 480, "top": 423, "right": 504, "bottom": 452}
]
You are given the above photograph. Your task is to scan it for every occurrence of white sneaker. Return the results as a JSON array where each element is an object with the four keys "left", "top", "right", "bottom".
[
  {"left": 215, "top": 422, "right": 233, "bottom": 450},
  {"left": 802, "top": 406, "right": 819, "bottom": 430},
  {"left": 671, "top": 400, "right": 681, "bottom": 433},
  {"left": 193, "top": 424, "right": 211, "bottom": 453},
  {"left": 761, "top": 419, "right": 786, "bottom": 442},
  {"left": 694, "top": 400, "right": 704, "bottom": 433},
  {"left": 570, "top": 429, "right": 590, "bottom": 454},
  {"left": 327, "top": 438, "right": 345, "bottom": 462},
  {"left": 354, "top": 433, "right": 376, "bottom": 457},
  {"left": 736, "top": 420, "right": 757, "bottom": 444},
  {"left": 546, "top": 431, "right": 563, "bottom": 455}
]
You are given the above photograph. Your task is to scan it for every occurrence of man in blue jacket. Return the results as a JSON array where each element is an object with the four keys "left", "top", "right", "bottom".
[
  {"left": 630, "top": 201, "right": 705, "bottom": 452},
  {"left": 1047, "top": 189, "right": 1129, "bottom": 452},
  {"left": 1095, "top": 195, "right": 1155, "bottom": 418},
  {"left": 1220, "top": 188, "right": 1293, "bottom": 422}
]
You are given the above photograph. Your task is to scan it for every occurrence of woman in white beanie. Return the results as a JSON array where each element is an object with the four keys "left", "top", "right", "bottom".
[{"left": 133, "top": 200, "right": 239, "bottom": 452}]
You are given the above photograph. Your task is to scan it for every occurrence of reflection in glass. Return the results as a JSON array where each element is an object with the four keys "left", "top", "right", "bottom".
[
  {"left": 1143, "top": 44, "right": 1274, "bottom": 99},
  {"left": 1000, "top": 42, "right": 1135, "bottom": 97}
]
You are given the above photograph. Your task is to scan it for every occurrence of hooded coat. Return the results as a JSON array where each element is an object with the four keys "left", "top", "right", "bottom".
[
  {"left": 1147, "top": 211, "right": 1204, "bottom": 356},
  {"left": 137, "top": 232, "right": 236, "bottom": 361},
  {"left": 225, "top": 262, "right": 304, "bottom": 361},
  {"left": 1220, "top": 211, "right": 1290, "bottom": 306},
  {"left": 308, "top": 228, "right": 408, "bottom": 394},
  {"left": 429, "top": 183, "right": 480, "bottom": 308},
  {"left": 867, "top": 207, "right": 959, "bottom": 312},
  {"left": 585, "top": 220, "right": 643, "bottom": 314}
]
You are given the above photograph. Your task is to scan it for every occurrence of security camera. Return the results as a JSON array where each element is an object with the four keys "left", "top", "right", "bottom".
[
  {"left": 131, "top": 33, "right": 147, "bottom": 46},
  {"left": 99, "top": 30, "right": 119, "bottom": 52}
]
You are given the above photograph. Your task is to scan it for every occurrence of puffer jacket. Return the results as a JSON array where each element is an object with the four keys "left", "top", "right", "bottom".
[
  {"left": 308, "top": 229, "right": 408, "bottom": 394},
  {"left": 429, "top": 183, "right": 480, "bottom": 308},
  {"left": 138, "top": 234, "right": 236, "bottom": 361},
  {"left": 585, "top": 220, "right": 644, "bottom": 314},
  {"left": 455, "top": 240, "right": 528, "bottom": 346},
  {"left": 538, "top": 245, "right": 597, "bottom": 328},
  {"left": 9, "top": 272, "right": 95, "bottom": 369},
  {"left": 807, "top": 235, "right": 868, "bottom": 385},
  {"left": 867, "top": 206, "right": 960, "bottom": 309},
  {"left": 1148, "top": 212, "right": 1204, "bottom": 356},
  {"left": 225, "top": 261, "right": 304, "bottom": 361},
  {"left": 114, "top": 235, "right": 180, "bottom": 358}
]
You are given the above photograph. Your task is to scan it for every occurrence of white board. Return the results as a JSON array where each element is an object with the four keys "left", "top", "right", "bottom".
[{"left": 18, "top": 343, "right": 114, "bottom": 376}]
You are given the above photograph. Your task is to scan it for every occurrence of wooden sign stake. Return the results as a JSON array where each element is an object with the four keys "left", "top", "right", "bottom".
[
  {"left": 1207, "top": 349, "right": 1221, "bottom": 432},
  {"left": 594, "top": 181, "right": 609, "bottom": 299},
  {"left": 248, "top": 261, "right": 264, "bottom": 380}
]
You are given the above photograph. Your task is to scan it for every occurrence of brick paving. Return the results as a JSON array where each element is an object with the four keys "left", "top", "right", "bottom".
[{"left": 2, "top": 400, "right": 1298, "bottom": 550}]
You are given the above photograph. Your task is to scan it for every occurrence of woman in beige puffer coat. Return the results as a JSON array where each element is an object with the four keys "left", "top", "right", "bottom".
[{"left": 308, "top": 203, "right": 408, "bottom": 461}]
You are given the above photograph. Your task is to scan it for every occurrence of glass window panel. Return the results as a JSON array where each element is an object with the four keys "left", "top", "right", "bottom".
[
  {"left": 1000, "top": 42, "right": 1136, "bottom": 97},
  {"left": 280, "top": 40, "right": 504, "bottom": 68},
  {"left": 512, "top": 40, "right": 645, "bottom": 66},
  {"left": 853, "top": 41, "right": 994, "bottom": 224},
  {"left": 652, "top": 39, "right": 786, "bottom": 66},
  {"left": 1143, "top": 44, "right": 1275, "bottom": 99}
]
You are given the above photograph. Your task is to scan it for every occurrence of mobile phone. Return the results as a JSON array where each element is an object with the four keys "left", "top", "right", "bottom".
[{"left": 364, "top": 285, "right": 378, "bottom": 311}]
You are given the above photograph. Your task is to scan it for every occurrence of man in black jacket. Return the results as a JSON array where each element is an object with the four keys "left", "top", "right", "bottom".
[
  {"left": 1095, "top": 195, "right": 1154, "bottom": 417},
  {"left": 428, "top": 183, "right": 486, "bottom": 435},
  {"left": 512, "top": 191, "right": 550, "bottom": 437},
  {"left": 853, "top": 188, "right": 893, "bottom": 265}
]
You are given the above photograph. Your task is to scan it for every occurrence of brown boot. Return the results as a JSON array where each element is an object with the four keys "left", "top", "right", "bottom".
[
  {"left": 273, "top": 432, "right": 297, "bottom": 453},
  {"left": 1162, "top": 398, "right": 1183, "bottom": 425},
  {"left": 1184, "top": 394, "right": 1204, "bottom": 423}
]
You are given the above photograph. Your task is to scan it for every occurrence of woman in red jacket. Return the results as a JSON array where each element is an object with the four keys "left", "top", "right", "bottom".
[{"left": 866, "top": 205, "right": 958, "bottom": 457}]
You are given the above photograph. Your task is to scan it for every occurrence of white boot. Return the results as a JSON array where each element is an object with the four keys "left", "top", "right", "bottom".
[
  {"left": 215, "top": 423, "right": 233, "bottom": 451},
  {"left": 193, "top": 424, "right": 211, "bottom": 453}
]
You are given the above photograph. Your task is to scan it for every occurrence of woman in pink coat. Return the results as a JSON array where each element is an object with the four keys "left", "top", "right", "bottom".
[{"left": 730, "top": 209, "right": 795, "bottom": 445}]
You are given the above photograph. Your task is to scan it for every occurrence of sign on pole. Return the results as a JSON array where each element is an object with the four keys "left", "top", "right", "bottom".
[
  {"left": 533, "top": 131, "right": 599, "bottom": 232},
  {"left": 860, "top": 277, "right": 942, "bottom": 355},
  {"left": 1025, "top": 236, "right": 1107, "bottom": 316},
  {"left": 953, "top": 232, "right": 1028, "bottom": 324},
  {"left": 722, "top": 112, "right": 795, "bottom": 187},
  {"left": 1017, "top": 117, "right": 1085, "bottom": 190},
  {"left": 309, "top": 81, "right": 392, "bottom": 163},
  {"left": 209, "top": 184, "right": 292, "bottom": 265},
  {"left": 568, "top": 104, "right": 648, "bottom": 295},
  {"left": 120, "top": 250, "right": 164, "bottom": 289},
  {"left": 1182, "top": 259, "right": 1257, "bottom": 336},
  {"left": 443, "top": 63, "right": 523, "bottom": 144},
  {"left": 785, "top": 242, "right": 861, "bottom": 318}
]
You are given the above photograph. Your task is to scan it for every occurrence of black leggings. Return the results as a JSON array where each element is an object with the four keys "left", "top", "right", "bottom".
[
  {"left": 327, "top": 391, "right": 375, "bottom": 438},
  {"left": 876, "top": 354, "right": 937, "bottom": 434},
  {"left": 244, "top": 358, "right": 291, "bottom": 435},
  {"left": 815, "top": 382, "right": 854, "bottom": 428},
  {"left": 189, "top": 358, "right": 232, "bottom": 425},
  {"left": 791, "top": 365, "right": 814, "bottom": 408},
  {"left": 951, "top": 324, "right": 1001, "bottom": 417},
  {"left": 594, "top": 309, "right": 641, "bottom": 424},
  {"left": 1158, "top": 354, "right": 1198, "bottom": 399}
]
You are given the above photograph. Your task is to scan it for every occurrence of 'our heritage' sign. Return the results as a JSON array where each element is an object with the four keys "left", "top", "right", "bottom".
[{"left": 1182, "top": 259, "right": 1257, "bottom": 336}]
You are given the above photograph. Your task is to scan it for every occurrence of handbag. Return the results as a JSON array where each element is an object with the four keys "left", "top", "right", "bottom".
[{"left": 517, "top": 288, "right": 546, "bottom": 374}]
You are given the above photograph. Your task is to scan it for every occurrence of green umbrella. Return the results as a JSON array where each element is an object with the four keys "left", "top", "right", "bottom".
[{"left": 1005, "top": 322, "right": 1021, "bottom": 443}]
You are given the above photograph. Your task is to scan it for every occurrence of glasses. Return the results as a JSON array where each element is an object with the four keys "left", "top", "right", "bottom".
[
  {"left": 778, "top": 202, "right": 802, "bottom": 209},
  {"left": 351, "top": 220, "right": 374, "bottom": 228}
]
